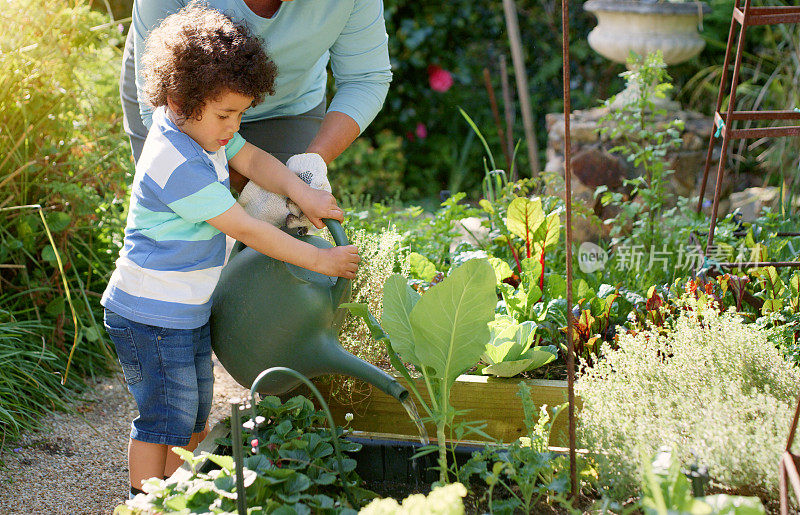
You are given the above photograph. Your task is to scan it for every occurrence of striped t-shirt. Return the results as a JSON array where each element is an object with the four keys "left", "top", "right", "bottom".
[{"left": 101, "top": 106, "right": 237, "bottom": 329}]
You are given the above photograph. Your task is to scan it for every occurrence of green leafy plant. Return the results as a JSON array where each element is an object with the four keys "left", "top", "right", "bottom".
[
  {"left": 457, "top": 383, "right": 571, "bottom": 514},
  {"left": 481, "top": 318, "right": 557, "bottom": 377},
  {"left": 344, "top": 258, "right": 497, "bottom": 484},
  {"left": 117, "top": 395, "right": 372, "bottom": 514},
  {"left": 0, "top": 0, "right": 128, "bottom": 441},
  {"left": 331, "top": 226, "right": 408, "bottom": 406},
  {"left": 329, "top": 130, "right": 406, "bottom": 203},
  {"left": 567, "top": 285, "right": 622, "bottom": 365},
  {"left": 596, "top": 51, "right": 687, "bottom": 288},
  {"left": 640, "top": 448, "right": 765, "bottom": 515}
]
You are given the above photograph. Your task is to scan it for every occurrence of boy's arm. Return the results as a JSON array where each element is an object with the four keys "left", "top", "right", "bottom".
[
  {"left": 206, "top": 202, "right": 358, "bottom": 278},
  {"left": 228, "top": 142, "right": 343, "bottom": 228}
]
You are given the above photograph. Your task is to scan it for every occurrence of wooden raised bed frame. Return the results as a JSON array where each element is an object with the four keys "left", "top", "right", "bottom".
[{"left": 314, "top": 374, "right": 576, "bottom": 447}]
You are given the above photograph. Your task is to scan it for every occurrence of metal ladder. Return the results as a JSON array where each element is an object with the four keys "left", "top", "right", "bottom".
[{"left": 696, "top": 0, "right": 800, "bottom": 270}]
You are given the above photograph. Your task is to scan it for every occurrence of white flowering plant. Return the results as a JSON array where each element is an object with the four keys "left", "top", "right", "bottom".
[
  {"left": 358, "top": 483, "right": 468, "bottom": 515},
  {"left": 577, "top": 294, "right": 800, "bottom": 504}
]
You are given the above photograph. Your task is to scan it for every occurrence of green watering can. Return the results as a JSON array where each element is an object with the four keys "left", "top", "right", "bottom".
[{"left": 210, "top": 219, "right": 408, "bottom": 402}]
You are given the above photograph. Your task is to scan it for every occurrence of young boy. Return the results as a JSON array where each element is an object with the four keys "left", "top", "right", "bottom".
[{"left": 101, "top": 4, "right": 359, "bottom": 498}]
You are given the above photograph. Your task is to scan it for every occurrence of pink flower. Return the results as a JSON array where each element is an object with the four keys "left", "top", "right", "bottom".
[
  {"left": 427, "top": 65, "right": 453, "bottom": 93},
  {"left": 415, "top": 123, "right": 428, "bottom": 139}
]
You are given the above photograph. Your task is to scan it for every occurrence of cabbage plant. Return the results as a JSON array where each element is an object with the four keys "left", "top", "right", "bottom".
[{"left": 481, "top": 318, "right": 557, "bottom": 377}]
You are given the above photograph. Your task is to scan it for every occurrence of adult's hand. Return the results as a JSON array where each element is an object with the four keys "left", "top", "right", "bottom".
[{"left": 285, "top": 152, "right": 332, "bottom": 233}]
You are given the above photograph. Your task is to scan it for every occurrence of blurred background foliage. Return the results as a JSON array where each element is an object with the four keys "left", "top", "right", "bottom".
[{"left": 0, "top": 0, "right": 130, "bottom": 443}]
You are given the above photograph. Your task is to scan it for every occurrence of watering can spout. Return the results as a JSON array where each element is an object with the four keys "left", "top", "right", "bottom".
[{"left": 317, "top": 335, "right": 409, "bottom": 402}]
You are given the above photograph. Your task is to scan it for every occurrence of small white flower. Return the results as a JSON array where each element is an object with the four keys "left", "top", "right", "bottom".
[{"left": 345, "top": 412, "right": 354, "bottom": 422}]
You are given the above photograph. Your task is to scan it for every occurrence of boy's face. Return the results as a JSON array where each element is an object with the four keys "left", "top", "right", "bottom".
[{"left": 170, "top": 90, "right": 253, "bottom": 152}]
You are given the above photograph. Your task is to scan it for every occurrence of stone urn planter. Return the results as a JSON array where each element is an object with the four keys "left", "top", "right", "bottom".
[{"left": 584, "top": 0, "right": 711, "bottom": 107}]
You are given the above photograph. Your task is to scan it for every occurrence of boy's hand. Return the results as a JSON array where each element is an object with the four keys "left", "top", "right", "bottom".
[
  {"left": 293, "top": 188, "right": 343, "bottom": 228},
  {"left": 315, "top": 245, "right": 360, "bottom": 279}
]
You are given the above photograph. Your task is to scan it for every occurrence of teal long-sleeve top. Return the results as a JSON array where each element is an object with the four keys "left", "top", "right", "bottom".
[{"left": 127, "top": 0, "right": 392, "bottom": 138}]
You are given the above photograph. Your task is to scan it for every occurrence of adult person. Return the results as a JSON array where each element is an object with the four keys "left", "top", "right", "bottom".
[{"left": 120, "top": 0, "right": 392, "bottom": 192}]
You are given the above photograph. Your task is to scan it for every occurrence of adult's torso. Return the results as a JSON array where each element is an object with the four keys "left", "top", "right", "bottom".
[{"left": 126, "top": 0, "right": 356, "bottom": 122}]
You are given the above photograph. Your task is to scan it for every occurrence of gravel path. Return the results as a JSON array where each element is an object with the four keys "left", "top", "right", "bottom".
[{"left": 0, "top": 355, "right": 249, "bottom": 514}]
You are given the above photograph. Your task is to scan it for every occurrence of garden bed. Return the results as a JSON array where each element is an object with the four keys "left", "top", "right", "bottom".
[{"left": 314, "top": 374, "right": 576, "bottom": 447}]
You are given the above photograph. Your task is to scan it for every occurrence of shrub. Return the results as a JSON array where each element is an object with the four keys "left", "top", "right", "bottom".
[
  {"left": 576, "top": 295, "right": 800, "bottom": 502},
  {"left": 0, "top": 0, "right": 129, "bottom": 440},
  {"left": 329, "top": 130, "right": 406, "bottom": 203}
]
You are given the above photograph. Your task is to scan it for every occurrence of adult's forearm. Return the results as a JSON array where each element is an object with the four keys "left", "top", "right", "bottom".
[{"left": 305, "top": 111, "right": 361, "bottom": 164}]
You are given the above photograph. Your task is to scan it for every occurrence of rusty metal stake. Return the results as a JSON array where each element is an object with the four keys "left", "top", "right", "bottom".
[
  {"left": 560, "top": 0, "right": 578, "bottom": 500},
  {"left": 780, "top": 395, "right": 800, "bottom": 514}
]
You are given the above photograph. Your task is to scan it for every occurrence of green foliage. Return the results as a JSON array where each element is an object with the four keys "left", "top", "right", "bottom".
[
  {"left": 345, "top": 192, "right": 483, "bottom": 273},
  {"left": 329, "top": 130, "right": 406, "bottom": 203},
  {"left": 0, "top": 309, "right": 86, "bottom": 445},
  {"left": 117, "top": 395, "right": 371, "bottom": 514},
  {"left": 346, "top": 259, "right": 496, "bottom": 484},
  {"left": 457, "top": 383, "right": 572, "bottom": 514},
  {"left": 363, "top": 0, "right": 613, "bottom": 198},
  {"left": 481, "top": 318, "right": 557, "bottom": 377},
  {"left": 639, "top": 448, "right": 765, "bottom": 515},
  {"left": 577, "top": 295, "right": 800, "bottom": 503},
  {"left": 597, "top": 52, "right": 685, "bottom": 265},
  {"left": 684, "top": 0, "right": 800, "bottom": 212},
  {"left": 332, "top": 227, "right": 408, "bottom": 405},
  {"left": 0, "top": 0, "right": 129, "bottom": 440},
  {"left": 359, "top": 483, "right": 468, "bottom": 514}
]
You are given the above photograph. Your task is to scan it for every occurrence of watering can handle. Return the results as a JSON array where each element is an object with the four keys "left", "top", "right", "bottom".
[{"left": 323, "top": 219, "right": 350, "bottom": 305}]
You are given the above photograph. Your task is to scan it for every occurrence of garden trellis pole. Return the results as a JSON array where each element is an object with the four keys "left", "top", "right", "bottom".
[
  {"left": 502, "top": 0, "right": 541, "bottom": 176},
  {"left": 560, "top": 0, "right": 578, "bottom": 500}
]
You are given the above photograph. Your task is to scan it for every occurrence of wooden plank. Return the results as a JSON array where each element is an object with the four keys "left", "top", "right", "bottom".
[{"left": 315, "top": 374, "right": 577, "bottom": 446}]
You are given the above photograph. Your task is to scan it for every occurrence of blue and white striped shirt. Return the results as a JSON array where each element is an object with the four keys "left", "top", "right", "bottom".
[{"left": 102, "top": 106, "right": 236, "bottom": 329}]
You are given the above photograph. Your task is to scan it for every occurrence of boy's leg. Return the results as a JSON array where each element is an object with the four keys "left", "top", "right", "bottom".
[
  {"left": 103, "top": 309, "right": 202, "bottom": 490},
  {"left": 129, "top": 438, "right": 169, "bottom": 490},
  {"left": 163, "top": 422, "right": 210, "bottom": 477},
  {"left": 164, "top": 321, "right": 215, "bottom": 477}
]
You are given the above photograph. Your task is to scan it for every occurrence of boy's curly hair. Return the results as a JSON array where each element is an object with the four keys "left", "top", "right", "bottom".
[{"left": 141, "top": 2, "right": 276, "bottom": 121}]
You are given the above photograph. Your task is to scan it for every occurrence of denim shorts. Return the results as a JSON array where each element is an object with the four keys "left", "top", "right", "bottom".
[{"left": 103, "top": 309, "right": 214, "bottom": 446}]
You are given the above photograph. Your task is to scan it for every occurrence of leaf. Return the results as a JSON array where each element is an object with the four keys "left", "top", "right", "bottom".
[
  {"left": 45, "top": 297, "right": 64, "bottom": 316},
  {"left": 760, "top": 266, "right": 785, "bottom": 299},
  {"left": 506, "top": 197, "right": 545, "bottom": 244},
  {"left": 381, "top": 275, "right": 423, "bottom": 366},
  {"left": 488, "top": 257, "right": 513, "bottom": 285},
  {"left": 790, "top": 274, "right": 800, "bottom": 312},
  {"left": 340, "top": 303, "right": 388, "bottom": 341},
  {"left": 407, "top": 252, "right": 437, "bottom": 282},
  {"left": 41, "top": 244, "right": 58, "bottom": 264},
  {"left": 576, "top": 279, "right": 593, "bottom": 301},
  {"left": 206, "top": 454, "right": 235, "bottom": 471},
  {"left": 45, "top": 211, "right": 71, "bottom": 232},
  {"left": 482, "top": 359, "right": 535, "bottom": 377},
  {"left": 483, "top": 320, "right": 537, "bottom": 364},
  {"left": 83, "top": 325, "right": 100, "bottom": 342},
  {"left": 410, "top": 259, "right": 496, "bottom": 383},
  {"left": 534, "top": 211, "right": 560, "bottom": 250},
  {"left": 519, "top": 345, "right": 558, "bottom": 370},
  {"left": 547, "top": 274, "right": 567, "bottom": 299}
]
